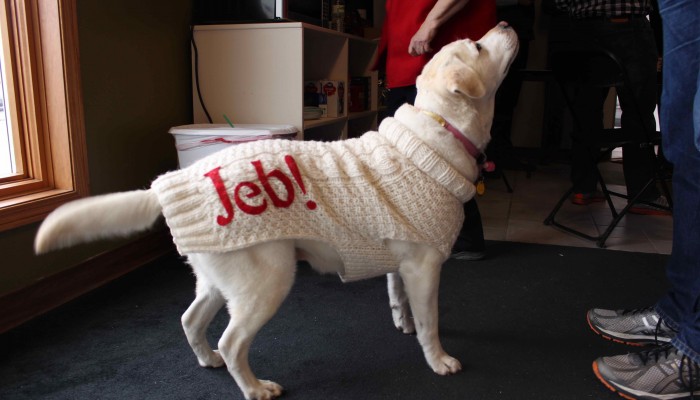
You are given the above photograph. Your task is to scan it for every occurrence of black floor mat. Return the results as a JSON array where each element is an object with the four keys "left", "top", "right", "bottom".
[{"left": 0, "top": 241, "right": 669, "bottom": 399}]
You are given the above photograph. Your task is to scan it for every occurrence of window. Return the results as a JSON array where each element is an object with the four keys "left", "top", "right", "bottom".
[
  {"left": 0, "top": 0, "right": 88, "bottom": 231},
  {"left": 1, "top": 62, "right": 12, "bottom": 177}
]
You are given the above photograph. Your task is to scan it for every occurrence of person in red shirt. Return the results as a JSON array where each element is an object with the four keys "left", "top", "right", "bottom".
[
  {"left": 377, "top": 0, "right": 496, "bottom": 92},
  {"left": 375, "top": 0, "right": 497, "bottom": 260}
]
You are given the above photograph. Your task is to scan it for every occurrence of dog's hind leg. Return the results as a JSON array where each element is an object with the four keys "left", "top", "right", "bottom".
[
  {"left": 387, "top": 273, "right": 415, "bottom": 334},
  {"left": 181, "top": 267, "right": 226, "bottom": 368},
  {"left": 392, "top": 242, "right": 462, "bottom": 376},
  {"left": 208, "top": 242, "right": 296, "bottom": 400}
]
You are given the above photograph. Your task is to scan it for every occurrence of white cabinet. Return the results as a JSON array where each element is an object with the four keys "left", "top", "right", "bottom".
[{"left": 191, "top": 22, "right": 378, "bottom": 141}]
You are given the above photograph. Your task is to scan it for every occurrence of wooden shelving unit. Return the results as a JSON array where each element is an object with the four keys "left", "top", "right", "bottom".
[{"left": 191, "top": 22, "right": 378, "bottom": 141}]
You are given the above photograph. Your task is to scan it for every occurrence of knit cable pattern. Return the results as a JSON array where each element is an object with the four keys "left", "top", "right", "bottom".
[{"left": 151, "top": 118, "right": 474, "bottom": 281}]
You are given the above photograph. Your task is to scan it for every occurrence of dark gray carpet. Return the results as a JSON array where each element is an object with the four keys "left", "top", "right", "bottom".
[{"left": 0, "top": 241, "right": 669, "bottom": 399}]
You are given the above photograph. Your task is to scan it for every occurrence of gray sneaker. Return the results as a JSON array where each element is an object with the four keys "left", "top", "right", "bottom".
[
  {"left": 587, "top": 307, "right": 676, "bottom": 346},
  {"left": 593, "top": 344, "right": 700, "bottom": 399}
]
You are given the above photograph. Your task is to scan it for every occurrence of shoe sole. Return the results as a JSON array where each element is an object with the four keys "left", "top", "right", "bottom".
[
  {"left": 592, "top": 360, "right": 690, "bottom": 400},
  {"left": 628, "top": 207, "right": 672, "bottom": 216},
  {"left": 585, "top": 312, "right": 670, "bottom": 347},
  {"left": 592, "top": 361, "right": 638, "bottom": 400},
  {"left": 593, "top": 361, "right": 637, "bottom": 400},
  {"left": 571, "top": 197, "right": 605, "bottom": 206},
  {"left": 451, "top": 251, "right": 486, "bottom": 261}
]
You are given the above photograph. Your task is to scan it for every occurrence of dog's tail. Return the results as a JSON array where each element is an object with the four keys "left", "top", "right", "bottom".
[{"left": 34, "top": 189, "right": 163, "bottom": 254}]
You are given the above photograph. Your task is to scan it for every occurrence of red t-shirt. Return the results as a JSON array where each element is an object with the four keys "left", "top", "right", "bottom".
[{"left": 376, "top": 0, "right": 497, "bottom": 89}]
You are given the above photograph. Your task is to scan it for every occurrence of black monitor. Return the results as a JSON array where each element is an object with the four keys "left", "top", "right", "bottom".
[{"left": 192, "top": 0, "right": 326, "bottom": 26}]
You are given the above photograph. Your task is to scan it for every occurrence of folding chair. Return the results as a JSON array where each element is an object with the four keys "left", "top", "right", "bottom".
[{"left": 543, "top": 42, "right": 672, "bottom": 248}]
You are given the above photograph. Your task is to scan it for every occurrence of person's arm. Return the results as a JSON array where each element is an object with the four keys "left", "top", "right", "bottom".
[{"left": 408, "top": 0, "right": 471, "bottom": 56}]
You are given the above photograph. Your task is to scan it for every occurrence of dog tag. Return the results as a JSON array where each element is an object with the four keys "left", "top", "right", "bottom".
[{"left": 477, "top": 178, "right": 485, "bottom": 195}]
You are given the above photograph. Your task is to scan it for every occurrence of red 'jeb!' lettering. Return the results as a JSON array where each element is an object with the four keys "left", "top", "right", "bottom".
[
  {"left": 203, "top": 155, "right": 316, "bottom": 226},
  {"left": 251, "top": 159, "right": 295, "bottom": 208},
  {"left": 285, "top": 155, "right": 317, "bottom": 210},
  {"left": 203, "top": 167, "right": 235, "bottom": 226},
  {"left": 234, "top": 180, "right": 265, "bottom": 215}
]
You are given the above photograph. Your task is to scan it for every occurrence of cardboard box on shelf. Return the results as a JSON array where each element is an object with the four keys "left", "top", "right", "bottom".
[
  {"left": 319, "top": 80, "right": 345, "bottom": 117},
  {"left": 304, "top": 81, "right": 322, "bottom": 107}
]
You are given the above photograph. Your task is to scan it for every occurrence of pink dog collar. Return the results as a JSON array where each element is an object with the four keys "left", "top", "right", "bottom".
[{"left": 418, "top": 109, "right": 495, "bottom": 173}]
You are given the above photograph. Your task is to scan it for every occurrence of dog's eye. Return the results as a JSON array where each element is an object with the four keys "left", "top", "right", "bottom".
[{"left": 475, "top": 43, "right": 482, "bottom": 51}]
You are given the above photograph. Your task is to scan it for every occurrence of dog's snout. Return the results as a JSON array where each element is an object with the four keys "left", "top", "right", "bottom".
[{"left": 497, "top": 21, "right": 511, "bottom": 29}]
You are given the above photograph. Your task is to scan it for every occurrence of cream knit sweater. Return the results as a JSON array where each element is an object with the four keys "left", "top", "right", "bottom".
[{"left": 151, "top": 116, "right": 476, "bottom": 282}]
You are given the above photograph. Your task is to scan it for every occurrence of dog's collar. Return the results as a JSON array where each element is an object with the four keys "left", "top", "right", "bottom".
[
  {"left": 417, "top": 108, "right": 495, "bottom": 172},
  {"left": 418, "top": 109, "right": 479, "bottom": 158}
]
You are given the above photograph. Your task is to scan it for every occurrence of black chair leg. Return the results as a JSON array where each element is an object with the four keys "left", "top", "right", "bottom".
[{"left": 544, "top": 186, "right": 575, "bottom": 226}]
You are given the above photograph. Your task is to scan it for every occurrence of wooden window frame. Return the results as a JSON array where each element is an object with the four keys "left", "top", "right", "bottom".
[{"left": 0, "top": 0, "right": 88, "bottom": 232}]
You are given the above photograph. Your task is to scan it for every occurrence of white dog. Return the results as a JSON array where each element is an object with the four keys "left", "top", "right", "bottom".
[{"left": 35, "top": 22, "right": 518, "bottom": 400}]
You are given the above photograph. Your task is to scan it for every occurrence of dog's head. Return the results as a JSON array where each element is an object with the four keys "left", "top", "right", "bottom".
[{"left": 414, "top": 22, "right": 519, "bottom": 150}]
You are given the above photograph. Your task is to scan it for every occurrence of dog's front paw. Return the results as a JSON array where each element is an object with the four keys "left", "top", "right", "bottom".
[
  {"left": 197, "top": 349, "right": 225, "bottom": 368},
  {"left": 391, "top": 308, "right": 416, "bottom": 334},
  {"left": 428, "top": 354, "right": 462, "bottom": 375},
  {"left": 244, "top": 380, "right": 283, "bottom": 400}
]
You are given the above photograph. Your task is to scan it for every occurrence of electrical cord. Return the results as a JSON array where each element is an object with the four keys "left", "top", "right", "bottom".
[{"left": 190, "top": 25, "right": 212, "bottom": 123}]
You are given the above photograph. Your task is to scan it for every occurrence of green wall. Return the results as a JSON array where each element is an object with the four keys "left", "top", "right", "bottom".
[{"left": 0, "top": 0, "right": 193, "bottom": 296}]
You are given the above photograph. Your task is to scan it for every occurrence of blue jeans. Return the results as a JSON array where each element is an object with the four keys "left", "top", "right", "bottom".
[{"left": 654, "top": 0, "right": 700, "bottom": 365}]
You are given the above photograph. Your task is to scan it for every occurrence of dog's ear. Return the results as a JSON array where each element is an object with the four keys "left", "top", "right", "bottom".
[{"left": 445, "top": 64, "right": 487, "bottom": 98}]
